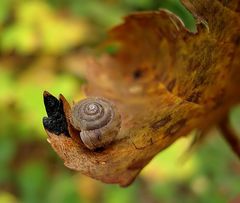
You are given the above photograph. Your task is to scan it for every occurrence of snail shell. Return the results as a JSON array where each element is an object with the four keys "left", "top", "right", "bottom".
[{"left": 70, "top": 97, "right": 121, "bottom": 150}]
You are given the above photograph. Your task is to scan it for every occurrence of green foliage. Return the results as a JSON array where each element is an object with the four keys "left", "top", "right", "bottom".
[
  {"left": 0, "top": 1, "right": 88, "bottom": 54},
  {"left": 103, "top": 184, "right": 138, "bottom": 203},
  {"left": 158, "top": 0, "right": 195, "bottom": 31},
  {"left": 0, "top": 0, "right": 12, "bottom": 25},
  {"left": 17, "top": 162, "right": 49, "bottom": 203},
  {"left": 231, "top": 105, "right": 240, "bottom": 134}
]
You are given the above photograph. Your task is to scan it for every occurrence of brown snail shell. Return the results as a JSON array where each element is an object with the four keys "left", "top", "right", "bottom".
[{"left": 70, "top": 97, "right": 121, "bottom": 150}]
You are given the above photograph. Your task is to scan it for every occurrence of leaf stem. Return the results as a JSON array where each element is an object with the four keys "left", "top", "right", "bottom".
[{"left": 219, "top": 117, "right": 240, "bottom": 160}]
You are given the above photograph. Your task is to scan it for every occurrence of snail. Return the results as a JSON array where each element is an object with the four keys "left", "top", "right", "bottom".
[{"left": 70, "top": 97, "right": 121, "bottom": 150}]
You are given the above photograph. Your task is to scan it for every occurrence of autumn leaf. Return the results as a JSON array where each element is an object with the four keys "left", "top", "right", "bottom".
[{"left": 43, "top": 0, "right": 240, "bottom": 186}]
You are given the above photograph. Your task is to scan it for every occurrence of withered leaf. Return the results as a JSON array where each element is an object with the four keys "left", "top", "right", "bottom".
[{"left": 44, "top": 0, "right": 240, "bottom": 186}]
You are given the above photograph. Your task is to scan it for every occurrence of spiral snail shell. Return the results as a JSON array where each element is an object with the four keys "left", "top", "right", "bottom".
[{"left": 70, "top": 97, "right": 121, "bottom": 150}]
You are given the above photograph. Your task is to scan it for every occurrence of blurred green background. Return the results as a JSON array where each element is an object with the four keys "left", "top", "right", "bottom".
[{"left": 0, "top": 0, "right": 240, "bottom": 203}]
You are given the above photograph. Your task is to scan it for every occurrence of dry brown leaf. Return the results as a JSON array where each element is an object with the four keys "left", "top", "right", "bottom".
[{"left": 43, "top": 0, "right": 240, "bottom": 186}]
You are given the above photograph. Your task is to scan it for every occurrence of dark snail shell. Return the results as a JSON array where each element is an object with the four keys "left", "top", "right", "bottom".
[{"left": 70, "top": 97, "right": 121, "bottom": 150}]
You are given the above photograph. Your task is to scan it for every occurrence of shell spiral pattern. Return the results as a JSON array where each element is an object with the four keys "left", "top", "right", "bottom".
[{"left": 70, "top": 97, "right": 121, "bottom": 150}]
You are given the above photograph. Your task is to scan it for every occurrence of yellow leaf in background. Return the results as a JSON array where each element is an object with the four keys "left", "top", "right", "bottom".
[
  {"left": 141, "top": 136, "right": 198, "bottom": 182},
  {"left": 0, "top": 192, "right": 18, "bottom": 203},
  {"left": 16, "top": 1, "right": 52, "bottom": 25},
  {"left": 41, "top": 18, "right": 88, "bottom": 54},
  {"left": 0, "top": 24, "right": 38, "bottom": 54}
]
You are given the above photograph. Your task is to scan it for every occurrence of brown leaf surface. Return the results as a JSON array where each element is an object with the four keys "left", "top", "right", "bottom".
[{"left": 46, "top": 0, "right": 240, "bottom": 186}]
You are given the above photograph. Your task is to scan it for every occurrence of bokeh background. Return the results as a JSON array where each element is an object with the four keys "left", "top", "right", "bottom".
[{"left": 0, "top": 0, "right": 240, "bottom": 203}]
